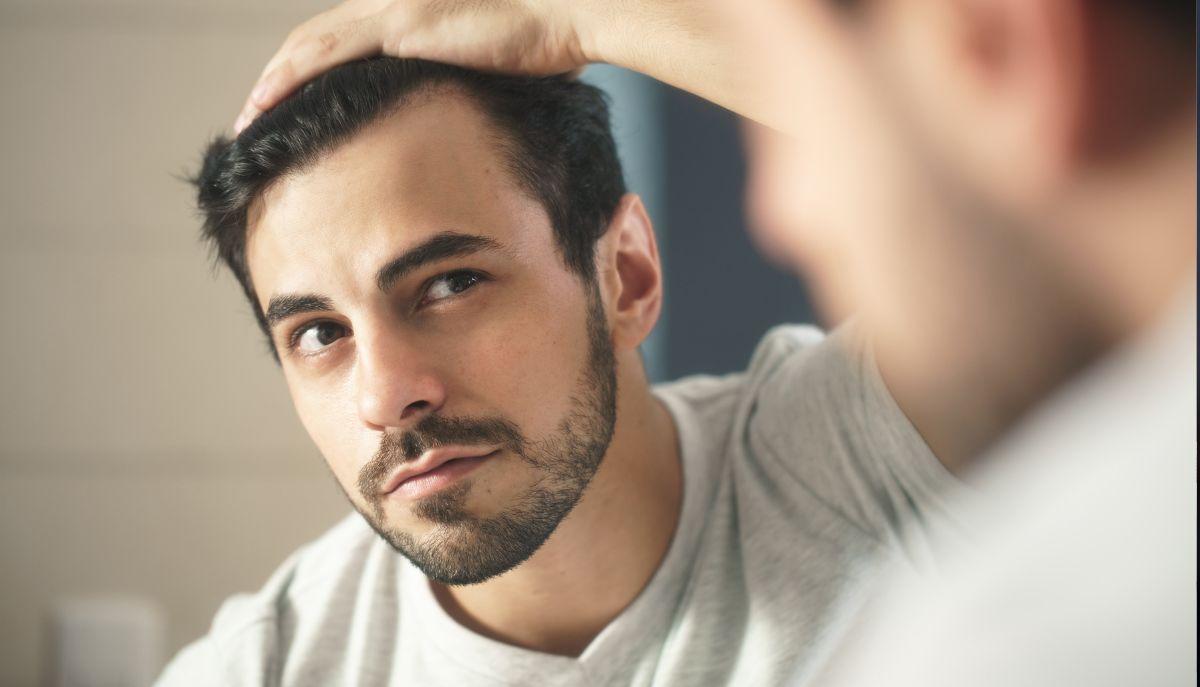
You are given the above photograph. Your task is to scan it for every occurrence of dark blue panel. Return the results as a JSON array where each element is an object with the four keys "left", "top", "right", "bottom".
[{"left": 661, "top": 87, "right": 817, "bottom": 379}]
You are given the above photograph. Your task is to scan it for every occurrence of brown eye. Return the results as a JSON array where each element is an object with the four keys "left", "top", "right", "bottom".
[
  {"left": 425, "top": 270, "right": 484, "bottom": 303},
  {"left": 295, "top": 321, "right": 347, "bottom": 353}
]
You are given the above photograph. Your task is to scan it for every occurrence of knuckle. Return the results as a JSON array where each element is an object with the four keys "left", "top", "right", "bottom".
[
  {"left": 380, "top": 29, "right": 403, "bottom": 55},
  {"left": 316, "top": 31, "right": 340, "bottom": 54}
]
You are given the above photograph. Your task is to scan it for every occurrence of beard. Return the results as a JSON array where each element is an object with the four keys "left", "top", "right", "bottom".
[{"left": 346, "top": 285, "right": 618, "bottom": 586}]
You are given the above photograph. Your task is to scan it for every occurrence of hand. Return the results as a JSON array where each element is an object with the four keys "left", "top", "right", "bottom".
[{"left": 235, "top": 0, "right": 588, "bottom": 132}]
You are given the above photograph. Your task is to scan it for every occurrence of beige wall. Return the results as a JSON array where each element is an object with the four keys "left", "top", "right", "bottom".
[{"left": 0, "top": 2, "right": 354, "bottom": 684}]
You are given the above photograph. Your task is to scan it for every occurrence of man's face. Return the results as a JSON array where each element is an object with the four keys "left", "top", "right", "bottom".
[
  {"left": 739, "top": 0, "right": 1074, "bottom": 399},
  {"left": 244, "top": 89, "right": 617, "bottom": 585}
]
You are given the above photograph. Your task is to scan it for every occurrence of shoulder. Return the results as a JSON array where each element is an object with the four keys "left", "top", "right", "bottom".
[
  {"left": 649, "top": 324, "right": 861, "bottom": 508},
  {"left": 665, "top": 322, "right": 961, "bottom": 562},
  {"left": 748, "top": 324, "right": 870, "bottom": 427},
  {"left": 653, "top": 324, "right": 830, "bottom": 418},
  {"left": 214, "top": 512, "right": 380, "bottom": 635},
  {"left": 747, "top": 323, "right": 831, "bottom": 377},
  {"left": 157, "top": 513, "right": 388, "bottom": 685}
]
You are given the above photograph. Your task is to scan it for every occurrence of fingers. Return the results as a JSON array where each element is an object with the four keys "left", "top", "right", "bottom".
[{"left": 235, "top": 15, "right": 384, "bottom": 133}]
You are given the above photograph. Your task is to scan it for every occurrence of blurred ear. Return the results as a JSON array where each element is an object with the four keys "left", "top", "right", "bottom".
[
  {"left": 594, "top": 194, "right": 663, "bottom": 352},
  {"left": 875, "top": 0, "right": 1089, "bottom": 206}
]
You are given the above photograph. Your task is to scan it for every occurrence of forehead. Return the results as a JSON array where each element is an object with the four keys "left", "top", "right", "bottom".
[{"left": 245, "top": 88, "right": 552, "bottom": 302}]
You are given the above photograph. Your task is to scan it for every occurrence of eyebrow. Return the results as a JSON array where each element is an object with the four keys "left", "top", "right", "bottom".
[
  {"left": 264, "top": 294, "right": 334, "bottom": 328},
  {"left": 375, "top": 231, "right": 502, "bottom": 293},
  {"left": 262, "top": 232, "right": 502, "bottom": 330}
]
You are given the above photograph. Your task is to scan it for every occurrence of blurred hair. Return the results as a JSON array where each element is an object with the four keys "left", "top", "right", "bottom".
[
  {"left": 1127, "top": 0, "right": 1195, "bottom": 43},
  {"left": 191, "top": 58, "right": 626, "bottom": 352},
  {"left": 833, "top": 0, "right": 1193, "bottom": 45}
]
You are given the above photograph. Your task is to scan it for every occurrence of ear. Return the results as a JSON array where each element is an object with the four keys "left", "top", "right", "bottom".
[
  {"left": 879, "top": 0, "right": 1087, "bottom": 206},
  {"left": 594, "top": 194, "right": 663, "bottom": 352}
]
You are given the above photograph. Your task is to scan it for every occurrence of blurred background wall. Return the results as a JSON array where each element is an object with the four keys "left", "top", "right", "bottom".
[{"left": 0, "top": 1, "right": 813, "bottom": 684}]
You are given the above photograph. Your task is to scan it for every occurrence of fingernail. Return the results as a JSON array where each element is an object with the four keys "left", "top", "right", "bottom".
[{"left": 234, "top": 111, "right": 249, "bottom": 133}]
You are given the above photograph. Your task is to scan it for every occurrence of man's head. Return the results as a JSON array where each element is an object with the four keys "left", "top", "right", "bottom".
[
  {"left": 192, "top": 58, "right": 663, "bottom": 584},
  {"left": 738, "top": 0, "right": 1195, "bottom": 461},
  {"left": 197, "top": 58, "right": 626, "bottom": 345}
]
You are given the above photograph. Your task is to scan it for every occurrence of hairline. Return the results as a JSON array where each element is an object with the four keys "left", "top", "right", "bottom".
[
  {"left": 239, "top": 81, "right": 603, "bottom": 358},
  {"left": 242, "top": 79, "right": 588, "bottom": 289}
]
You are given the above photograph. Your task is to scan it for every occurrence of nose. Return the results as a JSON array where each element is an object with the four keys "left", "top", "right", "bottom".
[{"left": 354, "top": 325, "right": 447, "bottom": 431}]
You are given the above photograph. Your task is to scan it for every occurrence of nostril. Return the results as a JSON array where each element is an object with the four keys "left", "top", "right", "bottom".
[{"left": 400, "top": 400, "right": 431, "bottom": 419}]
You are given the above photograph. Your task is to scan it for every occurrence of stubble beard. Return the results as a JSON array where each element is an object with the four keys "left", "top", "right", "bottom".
[{"left": 348, "top": 286, "right": 618, "bottom": 586}]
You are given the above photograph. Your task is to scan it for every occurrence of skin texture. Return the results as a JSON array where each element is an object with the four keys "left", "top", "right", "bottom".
[{"left": 245, "top": 88, "right": 681, "bottom": 655}]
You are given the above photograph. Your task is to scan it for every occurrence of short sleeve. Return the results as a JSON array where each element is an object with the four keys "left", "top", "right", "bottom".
[
  {"left": 742, "top": 323, "right": 968, "bottom": 565},
  {"left": 154, "top": 551, "right": 300, "bottom": 687},
  {"left": 155, "top": 637, "right": 225, "bottom": 686}
]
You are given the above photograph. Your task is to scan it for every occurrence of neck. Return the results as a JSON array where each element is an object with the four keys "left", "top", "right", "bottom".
[{"left": 431, "top": 354, "right": 681, "bottom": 656}]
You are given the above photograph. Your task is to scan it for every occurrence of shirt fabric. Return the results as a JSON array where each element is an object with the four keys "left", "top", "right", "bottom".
[
  {"left": 157, "top": 325, "right": 962, "bottom": 686},
  {"left": 815, "top": 291, "right": 1198, "bottom": 687}
]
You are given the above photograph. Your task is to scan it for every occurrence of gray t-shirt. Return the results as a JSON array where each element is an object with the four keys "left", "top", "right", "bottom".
[{"left": 157, "top": 325, "right": 962, "bottom": 686}]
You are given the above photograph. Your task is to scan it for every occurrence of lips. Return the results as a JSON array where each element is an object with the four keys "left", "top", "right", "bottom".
[{"left": 379, "top": 446, "right": 499, "bottom": 496}]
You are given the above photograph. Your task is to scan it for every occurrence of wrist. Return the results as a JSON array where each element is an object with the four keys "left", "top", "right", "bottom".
[{"left": 566, "top": 0, "right": 620, "bottom": 65}]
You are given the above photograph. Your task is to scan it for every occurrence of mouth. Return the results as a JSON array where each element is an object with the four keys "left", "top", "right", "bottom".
[{"left": 380, "top": 447, "right": 500, "bottom": 500}]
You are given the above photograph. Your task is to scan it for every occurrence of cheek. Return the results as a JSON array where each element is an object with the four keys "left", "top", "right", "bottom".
[{"left": 445, "top": 289, "right": 591, "bottom": 437}]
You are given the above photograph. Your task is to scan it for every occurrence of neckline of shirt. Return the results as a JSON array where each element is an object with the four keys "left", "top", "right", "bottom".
[{"left": 397, "top": 382, "right": 724, "bottom": 683}]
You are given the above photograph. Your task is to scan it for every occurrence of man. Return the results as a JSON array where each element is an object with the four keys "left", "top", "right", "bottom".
[
  {"left": 159, "top": 59, "right": 958, "bottom": 684},
  {"left": 230, "top": 0, "right": 1196, "bottom": 684},
  {"left": 737, "top": 3, "right": 1197, "bottom": 683}
]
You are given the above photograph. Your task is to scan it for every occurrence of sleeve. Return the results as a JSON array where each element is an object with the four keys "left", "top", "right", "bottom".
[
  {"left": 154, "top": 603, "right": 280, "bottom": 687},
  {"left": 154, "top": 561, "right": 296, "bottom": 687},
  {"left": 742, "top": 323, "right": 969, "bottom": 565},
  {"left": 155, "top": 639, "right": 226, "bottom": 687}
]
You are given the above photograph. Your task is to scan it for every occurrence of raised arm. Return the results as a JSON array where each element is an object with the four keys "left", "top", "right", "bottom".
[{"left": 234, "top": 0, "right": 803, "bottom": 135}]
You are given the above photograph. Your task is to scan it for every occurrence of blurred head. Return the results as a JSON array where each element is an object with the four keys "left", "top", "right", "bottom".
[
  {"left": 740, "top": 0, "right": 1195, "bottom": 457},
  {"left": 192, "top": 58, "right": 663, "bottom": 585}
]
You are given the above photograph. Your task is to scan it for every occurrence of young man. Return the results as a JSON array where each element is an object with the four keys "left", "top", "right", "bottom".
[
  {"left": 158, "top": 60, "right": 958, "bottom": 684},
  {"left": 232, "top": 0, "right": 1195, "bottom": 684}
]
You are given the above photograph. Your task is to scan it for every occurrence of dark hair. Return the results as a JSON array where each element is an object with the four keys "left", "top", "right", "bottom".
[
  {"left": 833, "top": 0, "right": 1194, "bottom": 44},
  {"left": 192, "top": 57, "right": 626, "bottom": 349},
  {"left": 1084, "top": 0, "right": 1193, "bottom": 50}
]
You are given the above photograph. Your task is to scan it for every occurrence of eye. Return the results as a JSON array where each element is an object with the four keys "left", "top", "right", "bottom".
[
  {"left": 423, "top": 270, "right": 484, "bottom": 305},
  {"left": 292, "top": 321, "right": 348, "bottom": 354}
]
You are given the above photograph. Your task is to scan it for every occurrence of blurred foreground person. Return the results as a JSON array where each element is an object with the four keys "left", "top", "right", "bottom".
[
  {"left": 741, "top": 2, "right": 1198, "bottom": 685},
  {"left": 231, "top": 0, "right": 1196, "bottom": 684},
  {"left": 159, "top": 60, "right": 958, "bottom": 685}
]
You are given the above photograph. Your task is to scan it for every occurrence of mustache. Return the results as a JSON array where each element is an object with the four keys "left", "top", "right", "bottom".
[{"left": 357, "top": 414, "right": 526, "bottom": 498}]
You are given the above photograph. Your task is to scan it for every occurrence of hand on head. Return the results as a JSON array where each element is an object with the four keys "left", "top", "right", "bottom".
[{"left": 235, "top": 0, "right": 589, "bottom": 132}]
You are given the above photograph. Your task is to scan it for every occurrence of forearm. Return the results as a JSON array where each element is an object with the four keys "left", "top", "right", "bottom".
[
  {"left": 573, "top": 0, "right": 792, "bottom": 132},
  {"left": 238, "top": 0, "right": 809, "bottom": 134}
]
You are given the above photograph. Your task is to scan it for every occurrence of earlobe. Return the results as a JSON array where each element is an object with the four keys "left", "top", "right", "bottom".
[{"left": 603, "top": 194, "right": 663, "bottom": 352}]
